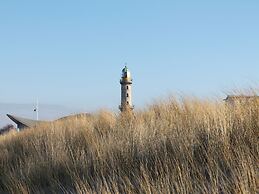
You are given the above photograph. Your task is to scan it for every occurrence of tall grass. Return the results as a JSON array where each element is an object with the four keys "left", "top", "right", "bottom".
[{"left": 0, "top": 97, "right": 258, "bottom": 193}]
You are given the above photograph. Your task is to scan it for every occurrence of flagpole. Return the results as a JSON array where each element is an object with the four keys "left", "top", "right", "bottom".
[{"left": 36, "top": 99, "right": 39, "bottom": 121}]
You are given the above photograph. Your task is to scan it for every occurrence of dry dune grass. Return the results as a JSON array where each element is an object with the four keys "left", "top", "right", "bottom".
[{"left": 0, "top": 97, "right": 258, "bottom": 193}]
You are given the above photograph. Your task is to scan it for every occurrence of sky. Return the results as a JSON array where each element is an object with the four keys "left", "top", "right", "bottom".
[{"left": 0, "top": 0, "right": 259, "bottom": 118}]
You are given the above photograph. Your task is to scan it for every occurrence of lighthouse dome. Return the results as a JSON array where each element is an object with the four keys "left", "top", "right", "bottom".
[{"left": 122, "top": 66, "right": 131, "bottom": 78}]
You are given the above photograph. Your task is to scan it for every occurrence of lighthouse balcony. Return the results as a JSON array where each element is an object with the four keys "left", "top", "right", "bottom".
[{"left": 120, "top": 78, "right": 132, "bottom": 84}]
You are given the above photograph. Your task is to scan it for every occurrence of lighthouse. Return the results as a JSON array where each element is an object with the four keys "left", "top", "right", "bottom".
[{"left": 119, "top": 66, "right": 134, "bottom": 112}]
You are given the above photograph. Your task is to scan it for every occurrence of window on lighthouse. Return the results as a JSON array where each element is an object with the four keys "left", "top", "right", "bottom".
[
  {"left": 127, "top": 86, "right": 129, "bottom": 89},
  {"left": 127, "top": 93, "right": 129, "bottom": 97}
]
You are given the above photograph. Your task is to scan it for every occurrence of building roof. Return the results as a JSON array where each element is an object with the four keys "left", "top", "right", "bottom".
[
  {"left": 6, "top": 113, "right": 91, "bottom": 129},
  {"left": 6, "top": 114, "right": 44, "bottom": 128},
  {"left": 56, "top": 113, "right": 91, "bottom": 121},
  {"left": 224, "top": 95, "right": 259, "bottom": 101}
]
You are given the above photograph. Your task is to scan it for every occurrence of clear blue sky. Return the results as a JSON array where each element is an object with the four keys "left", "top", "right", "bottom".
[{"left": 0, "top": 0, "right": 258, "bottom": 111}]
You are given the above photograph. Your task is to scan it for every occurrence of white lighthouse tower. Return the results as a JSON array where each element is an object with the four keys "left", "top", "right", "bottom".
[{"left": 119, "top": 66, "right": 134, "bottom": 112}]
